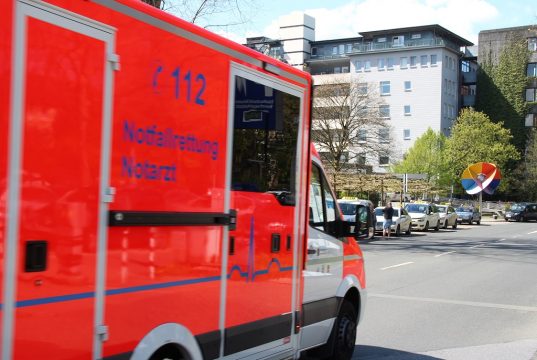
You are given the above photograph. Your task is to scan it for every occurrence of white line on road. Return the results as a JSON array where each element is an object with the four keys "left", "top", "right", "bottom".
[
  {"left": 434, "top": 251, "right": 456, "bottom": 258},
  {"left": 381, "top": 262, "right": 414, "bottom": 270},
  {"left": 369, "top": 293, "right": 537, "bottom": 312},
  {"left": 528, "top": 230, "right": 537, "bottom": 234}
]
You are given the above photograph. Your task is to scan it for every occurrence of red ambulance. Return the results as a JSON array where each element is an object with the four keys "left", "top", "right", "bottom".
[{"left": 0, "top": 1, "right": 368, "bottom": 359}]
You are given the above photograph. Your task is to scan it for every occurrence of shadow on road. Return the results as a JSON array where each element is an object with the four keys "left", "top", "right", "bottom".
[{"left": 352, "top": 345, "right": 441, "bottom": 359}]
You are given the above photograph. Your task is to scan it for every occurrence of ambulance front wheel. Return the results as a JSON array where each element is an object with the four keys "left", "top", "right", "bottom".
[
  {"left": 330, "top": 299, "right": 358, "bottom": 360},
  {"left": 149, "top": 344, "right": 187, "bottom": 360}
]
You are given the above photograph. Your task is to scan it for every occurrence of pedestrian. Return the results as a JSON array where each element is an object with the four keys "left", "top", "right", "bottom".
[{"left": 382, "top": 202, "right": 394, "bottom": 237}]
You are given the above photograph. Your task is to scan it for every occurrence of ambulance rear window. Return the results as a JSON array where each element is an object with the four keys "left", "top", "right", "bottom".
[{"left": 231, "top": 76, "right": 300, "bottom": 204}]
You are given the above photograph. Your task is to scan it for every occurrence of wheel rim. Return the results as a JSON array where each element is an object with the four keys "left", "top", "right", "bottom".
[{"left": 338, "top": 316, "right": 357, "bottom": 351}]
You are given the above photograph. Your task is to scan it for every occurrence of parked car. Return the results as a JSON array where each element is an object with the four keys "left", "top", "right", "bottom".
[
  {"left": 436, "top": 205, "right": 458, "bottom": 229},
  {"left": 505, "top": 203, "right": 537, "bottom": 222},
  {"left": 374, "top": 206, "right": 412, "bottom": 236},
  {"left": 404, "top": 203, "right": 441, "bottom": 231},
  {"left": 337, "top": 199, "right": 376, "bottom": 238},
  {"left": 455, "top": 206, "right": 481, "bottom": 225}
]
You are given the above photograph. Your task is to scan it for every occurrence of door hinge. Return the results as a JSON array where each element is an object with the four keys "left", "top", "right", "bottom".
[
  {"left": 96, "top": 324, "right": 109, "bottom": 342},
  {"left": 107, "top": 53, "right": 120, "bottom": 71},
  {"left": 103, "top": 187, "right": 116, "bottom": 203}
]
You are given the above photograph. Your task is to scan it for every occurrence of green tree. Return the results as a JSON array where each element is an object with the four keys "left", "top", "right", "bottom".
[
  {"left": 444, "top": 109, "right": 520, "bottom": 192},
  {"left": 509, "top": 129, "right": 537, "bottom": 201},
  {"left": 392, "top": 128, "right": 447, "bottom": 185},
  {"left": 476, "top": 39, "right": 530, "bottom": 152}
]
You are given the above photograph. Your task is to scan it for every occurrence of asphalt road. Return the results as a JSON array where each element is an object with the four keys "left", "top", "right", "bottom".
[{"left": 352, "top": 220, "right": 537, "bottom": 360}]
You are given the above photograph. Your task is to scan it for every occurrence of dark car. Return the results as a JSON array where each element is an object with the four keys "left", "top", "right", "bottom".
[
  {"left": 505, "top": 203, "right": 537, "bottom": 222},
  {"left": 455, "top": 207, "right": 481, "bottom": 225}
]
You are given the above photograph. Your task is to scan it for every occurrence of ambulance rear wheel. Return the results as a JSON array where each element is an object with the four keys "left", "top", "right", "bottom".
[{"left": 330, "top": 300, "right": 358, "bottom": 360}]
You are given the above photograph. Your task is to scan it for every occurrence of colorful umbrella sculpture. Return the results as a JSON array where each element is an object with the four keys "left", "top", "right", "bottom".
[{"left": 461, "top": 162, "right": 501, "bottom": 195}]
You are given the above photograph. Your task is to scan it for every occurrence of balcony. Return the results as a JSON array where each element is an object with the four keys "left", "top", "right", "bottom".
[
  {"left": 462, "top": 95, "right": 476, "bottom": 107},
  {"left": 348, "top": 37, "right": 460, "bottom": 54},
  {"left": 462, "top": 71, "right": 477, "bottom": 84}
]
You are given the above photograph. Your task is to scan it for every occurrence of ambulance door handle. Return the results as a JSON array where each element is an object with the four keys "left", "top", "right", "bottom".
[{"left": 307, "top": 249, "right": 317, "bottom": 255}]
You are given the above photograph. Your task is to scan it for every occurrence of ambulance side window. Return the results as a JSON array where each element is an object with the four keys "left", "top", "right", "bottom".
[
  {"left": 231, "top": 76, "right": 300, "bottom": 205},
  {"left": 309, "top": 164, "right": 337, "bottom": 234}
]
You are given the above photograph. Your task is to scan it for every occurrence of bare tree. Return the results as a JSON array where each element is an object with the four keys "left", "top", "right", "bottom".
[
  {"left": 311, "top": 75, "right": 393, "bottom": 190},
  {"left": 141, "top": 0, "right": 259, "bottom": 30}
]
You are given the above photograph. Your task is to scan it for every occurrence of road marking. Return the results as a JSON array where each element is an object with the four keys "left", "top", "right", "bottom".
[
  {"left": 469, "top": 244, "right": 482, "bottom": 249},
  {"left": 434, "top": 251, "right": 456, "bottom": 257},
  {"left": 381, "top": 262, "right": 414, "bottom": 270},
  {"left": 369, "top": 293, "right": 537, "bottom": 312},
  {"left": 528, "top": 230, "right": 537, "bottom": 234},
  {"left": 498, "top": 238, "right": 506, "bottom": 241}
]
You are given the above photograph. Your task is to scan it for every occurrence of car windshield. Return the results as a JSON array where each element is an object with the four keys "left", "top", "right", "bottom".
[
  {"left": 437, "top": 206, "right": 447, "bottom": 212},
  {"left": 338, "top": 203, "right": 356, "bottom": 215},
  {"left": 405, "top": 204, "right": 427, "bottom": 213},
  {"left": 510, "top": 204, "right": 524, "bottom": 211},
  {"left": 375, "top": 208, "right": 400, "bottom": 217},
  {"left": 456, "top": 207, "right": 472, "bottom": 212}
]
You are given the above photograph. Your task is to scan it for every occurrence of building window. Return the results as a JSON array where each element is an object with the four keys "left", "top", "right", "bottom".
[
  {"left": 358, "top": 129, "right": 367, "bottom": 142},
  {"left": 342, "top": 66, "right": 349, "bottom": 73},
  {"left": 526, "top": 88, "right": 537, "bottom": 102},
  {"left": 528, "top": 63, "right": 537, "bottom": 77},
  {"left": 400, "top": 57, "right": 408, "bottom": 69},
  {"left": 380, "top": 81, "right": 391, "bottom": 95},
  {"left": 444, "top": 55, "right": 448, "bottom": 68},
  {"left": 379, "top": 155, "right": 390, "bottom": 165},
  {"left": 339, "top": 44, "right": 345, "bottom": 54},
  {"left": 334, "top": 67, "right": 341, "bottom": 73},
  {"left": 387, "top": 57, "right": 394, "bottom": 69},
  {"left": 379, "top": 105, "right": 390, "bottom": 118},
  {"left": 526, "top": 114, "right": 537, "bottom": 127},
  {"left": 357, "top": 83, "right": 368, "bottom": 95},
  {"left": 378, "top": 58, "right": 385, "bottom": 70},
  {"left": 332, "top": 46, "right": 338, "bottom": 55},
  {"left": 378, "top": 37, "right": 387, "bottom": 43},
  {"left": 404, "top": 105, "right": 411, "bottom": 116},
  {"left": 354, "top": 60, "right": 363, "bottom": 72},
  {"left": 404, "top": 81, "right": 412, "bottom": 91},
  {"left": 420, "top": 55, "right": 428, "bottom": 67},
  {"left": 364, "top": 60, "right": 371, "bottom": 71},
  {"left": 431, "top": 54, "right": 437, "bottom": 66},
  {"left": 529, "top": 38, "right": 537, "bottom": 52},
  {"left": 410, "top": 56, "right": 417, "bottom": 67},
  {"left": 411, "top": 34, "right": 422, "bottom": 39},
  {"left": 379, "top": 128, "right": 390, "bottom": 143},
  {"left": 357, "top": 154, "right": 366, "bottom": 165},
  {"left": 403, "top": 129, "right": 411, "bottom": 139},
  {"left": 346, "top": 43, "right": 353, "bottom": 53},
  {"left": 311, "top": 47, "right": 317, "bottom": 56},
  {"left": 393, "top": 35, "right": 404, "bottom": 47}
]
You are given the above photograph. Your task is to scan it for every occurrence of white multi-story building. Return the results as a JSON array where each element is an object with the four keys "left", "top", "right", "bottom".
[{"left": 247, "top": 21, "right": 473, "bottom": 173}]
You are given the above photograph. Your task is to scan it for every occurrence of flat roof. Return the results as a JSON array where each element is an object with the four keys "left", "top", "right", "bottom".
[{"left": 359, "top": 24, "right": 473, "bottom": 46}]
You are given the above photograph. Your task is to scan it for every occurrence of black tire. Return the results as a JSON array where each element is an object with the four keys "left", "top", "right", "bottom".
[
  {"left": 405, "top": 225, "right": 411, "bottom": 235},
  {"left": 468, "top": 219, "right": 472, "bottom": 225},
  {"left": 434, "top": 221, "right": 440, "bottom": 231},
  {"left": 424, "top": 221, "right": 429, "bottom": 231},
  {"left": 476, "top": 220, "right": 480, "bottom": 225},
  {"left": 149, "top": 345, "right": 183, "bottom": 360},
  {"left": 443, "top": 220, "right": 448, "bottom": 229},
  {"left": 395, "top": 225, "right": 401, "bottom": 237},
  {"left": 330, "top": 300, "right": 358, "bottom": 360},
  {"left": 452, "top": 221, "right": 457, "bottom": 229}
]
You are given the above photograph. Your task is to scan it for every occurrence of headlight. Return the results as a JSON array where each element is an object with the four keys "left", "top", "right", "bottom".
[{"left": 415, "top": 217, "right": 425, "bottom": 222}]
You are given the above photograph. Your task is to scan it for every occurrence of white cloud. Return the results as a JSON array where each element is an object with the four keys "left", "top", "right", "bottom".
[{"left": 253, "top": 0, "right": 500, "bottom": 45}]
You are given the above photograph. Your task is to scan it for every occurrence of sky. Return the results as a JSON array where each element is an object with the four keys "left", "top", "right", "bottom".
[{"left": 209, "top": 0, "right": 537, "bottom": 46}]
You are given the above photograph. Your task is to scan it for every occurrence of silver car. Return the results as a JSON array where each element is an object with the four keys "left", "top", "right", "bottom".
[{"left": 436, "top": 205, "right": 458, "bottom": 229}]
